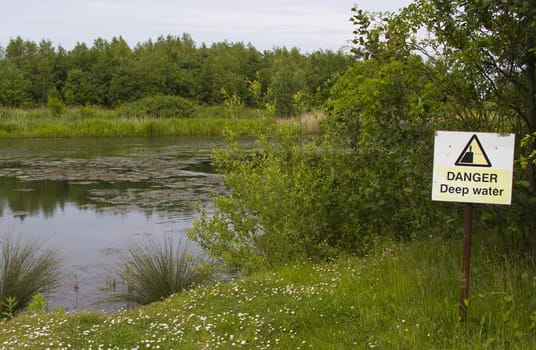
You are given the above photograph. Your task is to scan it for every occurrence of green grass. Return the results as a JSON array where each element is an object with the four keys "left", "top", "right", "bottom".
[
  {"left": 0, "top": 106, "right": 275, "bottom": 138},
  {"left": 113, "top": 238, "right": 213, "bottom": 306},
  {"left": 0, "top": 236, "right": 62, "bottom": 317},
  {"left": 0, "top": 238, "right": 534, "bottom": 349}
]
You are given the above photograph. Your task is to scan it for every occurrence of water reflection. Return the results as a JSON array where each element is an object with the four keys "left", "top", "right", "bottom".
[
  {"left": 0, "top": 177, "right": 158, "bottom": 219},
  {"left": 0, "top": 137, "right": 225, "bottom": 311}
]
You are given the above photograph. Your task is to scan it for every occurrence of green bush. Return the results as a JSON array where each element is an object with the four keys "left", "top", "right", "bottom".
[
  {"left": 190, "top": 127, "right": 372, "bottom": 273},
  {"left": 119, "top": 95, "right": 197, "bottom": 119},
  {"left": 0, "top": 236, "right": 62, "bottom": 317}
]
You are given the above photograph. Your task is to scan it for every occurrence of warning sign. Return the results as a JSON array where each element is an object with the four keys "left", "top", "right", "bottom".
[
  {"left": 455, "top": 135, "right": 491, "bottom": 167},
  {"left": 432, "top": 131, "right": 515, "bottom": 205}
]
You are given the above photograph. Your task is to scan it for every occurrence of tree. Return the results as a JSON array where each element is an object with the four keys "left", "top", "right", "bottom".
[
  {"left": 305, "top": 50, "right": 354, "bottom": 108},
  {"left": 4, "top": 37, "right": 38, "bottom": 104},
  {"left": 326, "top": 56, "right": 454, "bottom": 238},
  {"left": 80, "top": 37, "right": 133, "bottom": 106},
  {"left": 34, "top": 40, "right": 58, "bottom": 103},
  {"left": 0, "top": 61, "right": 32, "bottom": 107},
  {"left": 198, "top": 41, "right": 262, "bottom": 105},
  {"left": 350, "top": 1, "right": 536, "bottom": 251},
  {"left": 387, "top": 0, "right": 536, "bottom": 192},
  {"left": 268, "top": 51, "right": 306, "bottom": 117},
  {"left": 63, "top": 68, "right": 95, "bottom": 105}
]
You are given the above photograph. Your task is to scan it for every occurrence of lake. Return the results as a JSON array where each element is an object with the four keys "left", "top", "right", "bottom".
[{"left": 0, "top": 137, "right": 226, "bottom": 312}]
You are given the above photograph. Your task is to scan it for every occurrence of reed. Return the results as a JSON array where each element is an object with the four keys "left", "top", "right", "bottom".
[
  {"left": 0, "top": 105, "right": 276, "bottom": 137},
  {"left": 114, "top": 237, "right": 212, "bottom": 306},
  {"left": 276, "top": 111, "right": 324, "bottom": 134},
  {"left": 0, "top": 236, "right": 62, "bottom": 317}
]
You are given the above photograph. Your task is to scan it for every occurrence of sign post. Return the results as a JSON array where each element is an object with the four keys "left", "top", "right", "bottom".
[
  {"left": 460, "top": 202, "right": 472, "bottom": 321},
  {"left": 432, "top": 131, "right": 515, "bottom": 321}
]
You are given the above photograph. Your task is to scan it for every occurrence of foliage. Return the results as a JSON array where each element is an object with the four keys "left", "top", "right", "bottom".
[
  {"left": 1, "top": 296, "right": 17, "bottom": 320},
  {"left": 353, "top": 0, "right": 536, "bottom": 184},
  {"left": 191, "top": 126, "right": 367, "bottom": 272},
  {"left": 190, "top": 55, "right": 459, "bottom": 272},
  {"left": 404, "top": 0, "right": 536, "bottom": 192},
  {"left": 0, "top": 35, "right": 352, "bottom": 112},
  {"left": 0, "top": 239, "right": 534, "bottom": 348},
  {"left": 0, "top": 236, "right": 62, "bottom": 317},
  {"left": 348, "top": 1, "right": 536, "bottom": 252},
  {"left": 119, "top": 95, "right": 197, "bottom": 119},
  {"left": 521, "top": 132, "right": 536, "bottom": 167},
  {"left": 114, "top": 237, "right": 213, "bottom": 306},
  {"left": 221, "top": 88, "right": 243, "bottom": 119},
  {"left": 0, "top": 61, "right": 32, "bottom": 107},
  {"left": 27, "top": 293, "right": 47, "bottom": 314},
  {"left": 46, "top": 87, "right": 64, "bottom": 116},
  {"left": 63, "top": 69, "right": 95, "bottom": 105},
  {"left": 268, "top": 51, "right": 307, "bottom": 117}
]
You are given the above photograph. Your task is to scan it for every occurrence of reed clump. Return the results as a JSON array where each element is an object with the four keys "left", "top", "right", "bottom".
[
  {"left": 114, "top": 237, "right": 213, "bottom": 306},
  {"left": 0, "top": 236, "right": 62, "bottom": 317}
]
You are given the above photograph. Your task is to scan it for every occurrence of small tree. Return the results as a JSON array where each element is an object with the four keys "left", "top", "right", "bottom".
[{"left": 47, "top": 87, "right": 65, "bottom": 116}]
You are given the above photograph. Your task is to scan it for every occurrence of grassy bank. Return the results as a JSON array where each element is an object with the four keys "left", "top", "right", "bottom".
[
  {"left": 0, "top": 106, "right": 276, "bottom": 138},
  {"left": 0, "top": 239, "right": 534, "bottom": 349}
]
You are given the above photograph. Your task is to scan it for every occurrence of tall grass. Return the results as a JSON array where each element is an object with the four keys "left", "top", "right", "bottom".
[
  {"left": 114, "top": 238, "right": 213, "bottom": 306},
  {"left": 276, "top": 111, "right": 324, "bottom": 134},
  {"left": 0, "top": 236, "right": 62, "bottom": 317},
  {"left": 0, "top": 106, "right": 276, "bottom": 138}
]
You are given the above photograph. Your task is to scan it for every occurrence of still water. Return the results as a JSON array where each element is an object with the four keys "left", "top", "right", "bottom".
[{"left": 0, "top": 137, "right": 225, "bottom": 311}]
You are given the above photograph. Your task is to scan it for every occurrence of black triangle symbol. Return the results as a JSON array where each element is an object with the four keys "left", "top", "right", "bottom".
[{"left": 455, "top": 134, "right": 492, "bottom": 167}]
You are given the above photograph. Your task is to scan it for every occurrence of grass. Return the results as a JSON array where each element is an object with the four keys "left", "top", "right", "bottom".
[
  {"left": 0, "top": 238, "right": 534, "bottom": 349},
  {"left": 113, "top": 238, "right": 213, "bottom": 306},
  {"left": 0, "top": 236, "right": 62, "bottom": 317},
  {"left": 276, "top": 111, "right": 324, "bottom": 134},
  {"left": 0, "top": 106, "right": 276, "bottom": 138}
]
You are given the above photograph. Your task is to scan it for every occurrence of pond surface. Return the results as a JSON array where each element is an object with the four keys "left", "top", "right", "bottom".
[{"left": 0, "top": 137, "right": 226, "bottom": 312}]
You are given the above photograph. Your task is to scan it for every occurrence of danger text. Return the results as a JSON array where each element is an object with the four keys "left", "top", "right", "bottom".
[{"left": 446, "top": 171, "right": 498, "bottom": 183}]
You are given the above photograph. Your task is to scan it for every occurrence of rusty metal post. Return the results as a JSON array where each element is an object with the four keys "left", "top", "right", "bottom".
[{"left": 460, "top": 203, "right": 473, "bottom": 322}]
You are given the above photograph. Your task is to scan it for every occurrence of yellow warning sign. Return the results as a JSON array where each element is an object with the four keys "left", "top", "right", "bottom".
[
  {"left": 432, "top": 131, "right": 515, "bottom": 205},
  {"left": 455, "top": 135, "right": 491, "bottom": 167}
]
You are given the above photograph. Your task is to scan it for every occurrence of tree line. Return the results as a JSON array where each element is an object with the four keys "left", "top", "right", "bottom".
[{"left": 0, "top": 34, "right": 352, "bottom": 117}]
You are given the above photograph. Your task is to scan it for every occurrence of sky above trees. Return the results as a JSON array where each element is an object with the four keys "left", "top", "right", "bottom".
[{"left": 0, "top": 0, "right": 412, "bottom": 52}]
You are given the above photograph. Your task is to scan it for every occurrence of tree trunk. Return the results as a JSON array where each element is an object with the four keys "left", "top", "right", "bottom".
[
  {"left": 525, "top": 27, "right": 536, "bottom": 253},
  {"left": 525, "top": 29, "right": 536, "bottom": 194}
]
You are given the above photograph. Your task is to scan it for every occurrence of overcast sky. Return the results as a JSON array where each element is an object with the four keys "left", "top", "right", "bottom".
[{"left": 0, "top": 0, "right": 413, "bottom": 52}]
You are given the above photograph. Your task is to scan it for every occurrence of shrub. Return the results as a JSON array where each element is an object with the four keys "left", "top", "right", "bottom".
[
  {"left": 114, "top": 237, "right": 212, "bottom": 306},
  {"left": 120, "top": 95, "right": 197, "bottom": 119},
  {"left": 47, "top": 88, "right": 65, "bottom": 117},
  {"left": 0, "top": 236, "right": 62, "bottom": 317},
  {"left": 190, "top": 127, "right": 373, "bottom": 273}
]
